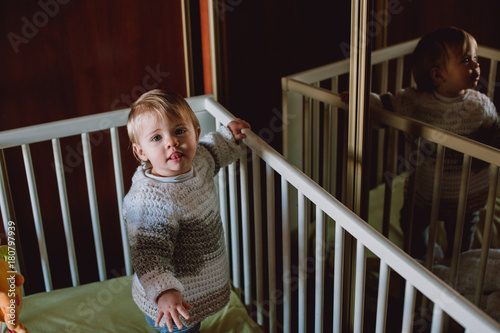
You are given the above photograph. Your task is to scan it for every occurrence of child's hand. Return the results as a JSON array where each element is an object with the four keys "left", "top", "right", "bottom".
[
  {"left": 228, "top": 118, "right": 251, "bottom": 141},
  {"left": 340, "top": 91, "right": 349, "bottom": 104},
  {"left": 156, "top": 289, "right": 193, "bottom": 332}
]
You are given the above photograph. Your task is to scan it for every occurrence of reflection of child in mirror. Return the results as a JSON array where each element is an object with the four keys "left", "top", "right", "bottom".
[
  {"left": 376, "top": 27, "right": 499, "bottom": 260},
  {"left": 342, "top": 27, "right": 500, "bottom": 260}
]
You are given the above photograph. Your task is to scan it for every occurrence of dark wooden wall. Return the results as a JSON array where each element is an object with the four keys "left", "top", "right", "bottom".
[
  {"left": 1, "top": 1, "right": 188, "bottom": 131},
  {"left": 1, "top": 0, "right": 188, "bottom": 293},
  {"left": 386, "top": 0, "right": 500, "bottom": 50}
]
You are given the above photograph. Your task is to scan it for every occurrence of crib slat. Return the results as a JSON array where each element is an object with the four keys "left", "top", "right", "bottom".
[
  {"left": 298, "top": 191, "right": 307, "bottom": 333},
  {"left": 402, "top": 281, "right": 416, "bottom": 332},
  {"left": 487, "top": 60, "right": 497, "bottom": 100},
  {"left": 218, "top": 167, "right": 230, "bottom": 268},
  {"left": 1, "top": 150, "right": 23, "bottom": 277},
  {"left": 353, "top": 241, "right": 366, "bottom": 333},
  {"left": 421, "top": 144, "right": 445, "bottom": 316},
  {"left": 0, "top": 150, "right": 13, "bottom": 232},
  {"left": 474, "top": 165, "right": 499, "bottom": 306},
  {"left": 281, "top": 176, "right": 291, "bottom": 333},
  {"left": 110, "top": 127, "right": 131, "bottom": 276},
  {"left": 322, "top": 107, "right": 332, "bottom": 192},
  {"left": 329, "top": 78, "right": 339, "bottom": 197},
  {"left": 228, "top": 163, "right": 240, "bottom": 291},
  {"left": 375, "top": 261, "right": 390, "bottom": 333},
  {"left": 81, "top": 133, "right": 106, "bottom": 281},
  {"left": 312, "top": 85, "right": 320, "bottom": 184},
  {"left": 52, "top": 138, "right": 79, "bottom": 286},
  {"left": 333, "top": 222, "right": 344, "bottom": 333},
  {"left": 252, "top": 152, "right": 264, "bottom": 326},
  {"left": 22, "top": 144, "right": 53, "bottom": 291},
  {"left": 395, "top": 56, "right": 405, "bottom": 90},
  {"left": 239, "top": 150, "right": 252, "bottom": 307},
  {"left": 314, "top": 206, "right": 325, "bottom": 333},
  {"left": 303, "top": 96, "right": 311, "bottom": 176},
  {"left": 403, "top": 138, "right": 420, "bottom": 255},
  {"left": 431, "top": 305, "right": 444, "bottom": 333},
  {"left": 266, "top": 164, "right": 277, "bottom": 333},
  {"left": 425, "top": 144, "right": 445, "bottom": 269},
  {"left": 449, "top": 154, "right": 472, "bottom": 287},
  {"left": 381, "top": 127, "right": 397, "bottom": 237},
  {"left": 0, "top": 151, "right": 24, "bottom": 279},
  {"left": 380, "top": 61, "right": 389, "bottom": 93}
]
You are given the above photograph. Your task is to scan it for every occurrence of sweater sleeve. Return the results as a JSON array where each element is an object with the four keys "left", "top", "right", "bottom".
[
  {"left": 468, "top": 94, "right": 500, "bottom": 148},
  {"left": 198, "top": 126, "right": 244, "bottom": 176},
  {"left": 123, "top": 186, "right": 184, "bottom": 303}
]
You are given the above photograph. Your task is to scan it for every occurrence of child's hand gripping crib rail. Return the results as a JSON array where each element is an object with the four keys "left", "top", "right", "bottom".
[{"left": 1, "top": 95, "right": 500, "bottom": 332}]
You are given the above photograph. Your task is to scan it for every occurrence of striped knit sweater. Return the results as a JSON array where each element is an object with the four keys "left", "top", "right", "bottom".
[
  {"left": 385, "top": 88, "right": 499, "bottom": 216},
  {"left": 123, "top": 126, "right": 243, "bottom": 328}
]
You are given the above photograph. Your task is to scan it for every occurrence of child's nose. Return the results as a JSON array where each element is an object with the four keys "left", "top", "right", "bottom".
[
  {"left": 165, "top": 136, "right": 179, "bottom": 148},
  {"left": 471, "top": 60, "right": 480, "bottom": 69}
]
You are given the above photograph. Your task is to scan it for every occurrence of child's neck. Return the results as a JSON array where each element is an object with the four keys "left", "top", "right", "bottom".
[{"left": 435, "top": 86, "right": 467, "bottom": 98}]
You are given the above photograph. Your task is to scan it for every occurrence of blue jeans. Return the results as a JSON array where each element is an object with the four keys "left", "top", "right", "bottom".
[{"left": 145, "top": 315, "right": 201, "bottom": 333}]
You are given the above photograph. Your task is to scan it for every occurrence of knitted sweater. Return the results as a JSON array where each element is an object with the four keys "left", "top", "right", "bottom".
[
  {"left": 123, "top": 126, "right": 243, "bottom": 327},
  {"left": 385, "top": 88, "right": 499, "bottom": 216}
]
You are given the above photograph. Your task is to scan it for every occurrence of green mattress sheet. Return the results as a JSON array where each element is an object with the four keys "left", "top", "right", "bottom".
[{"left": 7, "top": 276, "right": 261, "bottom": 333}]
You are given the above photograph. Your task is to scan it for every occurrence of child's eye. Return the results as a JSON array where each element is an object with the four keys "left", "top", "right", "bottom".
[
  {"left": 175, "top": 128, "right": 186, "bottom": 135},
  {"left": 463, "top": 56, "right": 478, "bottom": 64},
  {"left": 151, "top": 135, "right": 162, "bottom": 142}
]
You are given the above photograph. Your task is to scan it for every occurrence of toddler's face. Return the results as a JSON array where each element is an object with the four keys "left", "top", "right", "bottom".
[
  {"left": 439, "top": 41, "right": 480, "bottom": 97},
  {"left": 133, "top": 112, "right": 200, "bottom": 177}
]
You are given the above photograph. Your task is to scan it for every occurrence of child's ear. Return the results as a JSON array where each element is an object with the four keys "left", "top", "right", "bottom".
[
  {"left": 196, "top": 127, "right": 201, "bottom": 142},
  {"left": 431, "top": 67, "right": 444, "bottom": 84},
  {"left": 133, "top": 144, "right": 148, "bottom": 162}
]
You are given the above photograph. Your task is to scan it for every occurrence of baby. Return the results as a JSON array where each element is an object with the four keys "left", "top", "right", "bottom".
[
  {"left": 375, "top": 27, "right": 499, "bottom": 260},
  {"left": 123, "top": 89, "right": 250, "bottom": 332}
]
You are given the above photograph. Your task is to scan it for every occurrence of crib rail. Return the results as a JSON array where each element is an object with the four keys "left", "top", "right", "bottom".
[
  {"left": 206, "top": 99, "right": 500, "bottom": 332},
  {"left": 2, "top": 95, "right": 500, "bottom": 332}
]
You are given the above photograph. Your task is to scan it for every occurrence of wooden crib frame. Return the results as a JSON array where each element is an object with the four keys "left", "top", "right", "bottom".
[{"left": 1, "top": 95, "right": 500, "bottom": 332}]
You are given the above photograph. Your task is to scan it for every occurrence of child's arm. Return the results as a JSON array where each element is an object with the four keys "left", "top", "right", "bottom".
[
  {"left": 156, "top": 289, "right": 193, "bottom": 332},
  {"left": 227, "top": 118, "right": 251, "bottom": 141},
  {"left": 198, "top": 118, "right": 251, "bottom": 175}
]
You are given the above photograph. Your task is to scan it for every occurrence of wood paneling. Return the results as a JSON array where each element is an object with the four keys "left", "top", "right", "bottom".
[
  {"left": 385, "top": 0, "right": 500, "bottom": 50},
  {"left": 1, "top": 0, "right": 187, "bottom": 293},
  {"left": 1, "top": 0, "right": 187, "bottom": 130}
]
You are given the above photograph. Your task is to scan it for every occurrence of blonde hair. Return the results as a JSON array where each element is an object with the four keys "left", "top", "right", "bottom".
[
  {"left": 127, "top": 90, "right": 200, "bottom": 160},
  {"left": 411, "top": 27, "right": 477, "bottom": 92}
]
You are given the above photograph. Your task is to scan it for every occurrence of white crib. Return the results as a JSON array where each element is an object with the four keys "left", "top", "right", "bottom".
[
  {"left": 1, "top": 95, "right": 499, "bottom": 332},
  {"left": 282, "top": 39, "right": 500, "bottom": 331}
]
